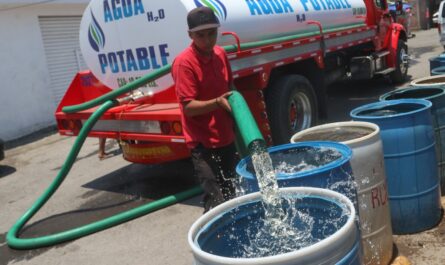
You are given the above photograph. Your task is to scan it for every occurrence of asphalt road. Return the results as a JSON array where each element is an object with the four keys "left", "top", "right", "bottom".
[{"left": 1, "top": 28, "right": 444, "bottom": 265}]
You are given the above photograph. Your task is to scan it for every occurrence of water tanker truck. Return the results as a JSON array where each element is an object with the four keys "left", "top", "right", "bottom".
[{"left": 55, "top": 0, "right": 409, "bottom": 164}]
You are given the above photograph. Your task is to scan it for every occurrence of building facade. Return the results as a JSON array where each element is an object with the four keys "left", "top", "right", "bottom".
[
  {"left": 0, "top": 0, "right": 88, "bottom": 141},
  {"left": 407, "top": 0, "right": 437, "bottom": 30}
]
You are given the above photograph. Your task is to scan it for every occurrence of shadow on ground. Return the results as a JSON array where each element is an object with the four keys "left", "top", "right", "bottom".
[
  {"left": 3, "top": 127, "right": 57, "bottom": 150},
  {"left": 0, "top": 159, "right": 199, "bottom": 264},
  {"left": 0, "top": 165, "right": 16, "bottom": 178},
  {"left": 325, "top": 78, "right": 402, "bottom": 122},
  {"left": 24, "top": 158, "right": 198, "bottom": 237}
]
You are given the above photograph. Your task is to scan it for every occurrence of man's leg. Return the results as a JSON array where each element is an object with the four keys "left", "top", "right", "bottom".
[
  {"left": 191, "top": 144, "right": 225, "bottom": 213},
  {"left": 98, "top": 138, "right": 108, "bottom": 159}
]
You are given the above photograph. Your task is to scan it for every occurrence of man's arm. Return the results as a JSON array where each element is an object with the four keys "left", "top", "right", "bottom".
[{"left": 183, "top": 92, "right": 232, "bottom": 117}]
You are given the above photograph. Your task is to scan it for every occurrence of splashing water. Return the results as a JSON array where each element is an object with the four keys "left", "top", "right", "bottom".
[
  {"left": 249, "top": 140, "right": 284, "bottom": 220},
  {"left": 233, "top": 141, "right": 350, "bottom": 258},
  {"left": 216, "top": 140, "right": 356, "bottom": 258},
  {"left": 244, "top": 140, "right": 316, "bottom": 257},
  {"left": 199, "top": 194, "right": 351, "bottom": 258},
  {"left": 240, "top": 197, "right": 317, "bottom": 258}
]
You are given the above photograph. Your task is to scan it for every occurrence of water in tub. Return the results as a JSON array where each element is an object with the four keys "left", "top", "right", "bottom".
[{"left": 235, "top": 141, "right": 353, "bottom": 258}]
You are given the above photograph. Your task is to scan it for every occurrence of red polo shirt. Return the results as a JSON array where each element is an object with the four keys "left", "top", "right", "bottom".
[{"left": 172, "top": 44, "right": 235, "bottom": 149}]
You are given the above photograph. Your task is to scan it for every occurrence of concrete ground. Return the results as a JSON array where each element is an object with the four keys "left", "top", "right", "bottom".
[{"left": 1, "top": 28, "right": 445, "bottom": 265}]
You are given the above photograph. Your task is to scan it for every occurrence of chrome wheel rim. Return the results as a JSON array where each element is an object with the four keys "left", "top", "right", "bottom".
[
  {"left": 289, "top": 91, "right": 312, "bottom": 132},
  {"left": 399, "top": 46, "right": 408, "bottom": 75}
]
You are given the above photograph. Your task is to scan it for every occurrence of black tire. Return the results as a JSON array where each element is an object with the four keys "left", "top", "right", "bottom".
[
  {"left": 266, "top": 75, "right": 318, "bottom": 145},
  {"left": 390, "top": 40, "right": 408, "bottom": 84}
]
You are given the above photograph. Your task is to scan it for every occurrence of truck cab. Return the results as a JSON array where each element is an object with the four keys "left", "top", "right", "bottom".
[{"left": 388, "top": 1, "right": 413, "bottom": 38}]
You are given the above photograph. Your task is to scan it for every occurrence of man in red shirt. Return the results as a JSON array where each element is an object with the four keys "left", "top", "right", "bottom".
[{"left": 172, "top": 6, "right": 238, "bottom": 213}]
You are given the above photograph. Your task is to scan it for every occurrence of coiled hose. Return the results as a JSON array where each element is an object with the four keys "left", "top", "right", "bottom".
[{"left": 7, "top": 67, "right": 202, "bottom": 249}]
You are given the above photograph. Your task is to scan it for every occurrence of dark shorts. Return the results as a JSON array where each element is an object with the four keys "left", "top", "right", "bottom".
[{"left": 191, "top": 142, "right": 239, "bottom": 213}]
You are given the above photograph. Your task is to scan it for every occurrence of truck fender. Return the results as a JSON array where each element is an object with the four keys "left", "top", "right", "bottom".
[{"left": 387, "top": 23, "right": 407, "bottom": 68}]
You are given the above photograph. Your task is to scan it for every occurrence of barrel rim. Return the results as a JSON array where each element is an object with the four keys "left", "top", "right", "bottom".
[
  {"left": 188, "top": 187, "right": 357, "bottom": 264},
  {"left": 379, "top": 86, "right": 445, "bottom": 101},
  {"left": 410, "top": 74, "right": 445, "bottom": 87},
  {"left": 429, "top": 54, "right": 445, "bottom": 60},
  {"left": 431, "top": 65, "right": 445, "bottom": 72},
  {"left": 350, "top": 99, "right": 432, "bottom": 120},
  {"left": 236, "top": 141, "right": 352, "bottom": 180},
  {"left": 290, "top": 121, "right": 380, "bottom": 146}
]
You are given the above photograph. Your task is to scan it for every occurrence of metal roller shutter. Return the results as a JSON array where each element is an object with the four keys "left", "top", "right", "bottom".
[{"left": 39, "top": 16, "right": 87, "bottom": 106}]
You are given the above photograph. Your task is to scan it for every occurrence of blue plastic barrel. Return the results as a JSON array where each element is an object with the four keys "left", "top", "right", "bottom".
[
  {"left": 236, "top": 142, "right": 357, "bottom": 205},
  {"left": 350, "top": 99, "right": 441, "bottom": 234},
  {"left": 188, "top": 187, "right": 362, "bottom": 265},
  {"left": 380, "top": 87, "right": 445, "bottom": 195},
  {"left": 431, "top": 66, "right": 445, "bottom": 76},
  {"left": 429, "top": 54, "right": 445, "bottom": 74}
]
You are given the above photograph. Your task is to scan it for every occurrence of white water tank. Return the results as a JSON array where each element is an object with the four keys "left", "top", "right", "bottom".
[
  {"left": 80, "top": 0, "right": 367, "bottom": 92},
  {"left": 411, "top": 75, "right": 445, "bottom": 88}
]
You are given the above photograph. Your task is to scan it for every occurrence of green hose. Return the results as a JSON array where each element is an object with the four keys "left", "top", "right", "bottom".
[
  {"left": 6, "top": 83, "right": 261, "bottom": 251},
  {"left": 228, "top": 91, "right": 265, "bottom": 151},
  {"left": 7, "top": 99, "right": 202, "bottom": 249},
  {"left": 62, "top": 65, "right": 172, "bottom": 113}
]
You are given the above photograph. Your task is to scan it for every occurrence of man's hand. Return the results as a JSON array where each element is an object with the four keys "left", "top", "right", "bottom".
[
  {"left": 183, "top": 91, "right": 233, "bottom": 117},
  {"left": 216, "top": 92, "right": 233, "bottom": 113}
]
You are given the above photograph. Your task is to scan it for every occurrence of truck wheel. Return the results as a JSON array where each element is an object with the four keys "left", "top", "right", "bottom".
[
  {"left": 390, "top": 40, "right": 408, "bottom": 84},
  {"left": 266, "top": 75, "right": 318, "bottom": 145}
]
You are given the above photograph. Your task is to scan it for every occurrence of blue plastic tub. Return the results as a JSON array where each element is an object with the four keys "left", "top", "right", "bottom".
[
  {"left": 236, "top": 142, "right": 356, "bottom": 205},
  {"left": 188, "top": 187, "right": 362, "bottom": 264},
  {"left": 350, "top": 99, "right": 442, "bottom": 234}
]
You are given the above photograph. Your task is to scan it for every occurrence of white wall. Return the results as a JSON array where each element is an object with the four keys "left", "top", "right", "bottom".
[{"left": 0, "top": 2, "right": 88, "bottom": 141}]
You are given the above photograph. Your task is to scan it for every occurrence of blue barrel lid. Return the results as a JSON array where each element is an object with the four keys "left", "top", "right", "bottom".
[
  {"left": 379, "top": 86, "right": 445, "bottom": 101},
  {"left": 431, "top": 66, "right": 445, "bottom": 76},
  {"left": 429, "top": 54, "right": 445, "bottom": 61},
  {"left": 350, "top": 99, "right": 432, "bottom": 120},
  {"left": 236, "top": 141, "right": 352, "bottom": 180}
]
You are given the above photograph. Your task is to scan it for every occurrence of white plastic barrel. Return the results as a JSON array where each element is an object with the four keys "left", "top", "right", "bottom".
[
  {"left": 291, "top": 121, "right": 393, "bottom": 265},
  {"left": 80, "top": 0, "right": 367, "bottom": 91},
  {"left": 411, "top": 75, "right": 445, "bottom": 88},
  {"left": 188, "top": 187, "right": 361, "bottom": 265}
]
